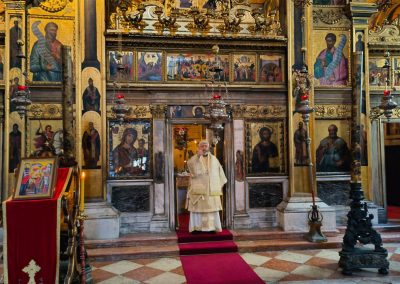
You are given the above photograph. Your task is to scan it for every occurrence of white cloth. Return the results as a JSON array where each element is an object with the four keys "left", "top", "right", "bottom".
[
  {"left": 186, "top": 153, "right": 227, "bottom": 232},
  {"left": 189, "top": 211, "right": 222, "bottom": 232}
]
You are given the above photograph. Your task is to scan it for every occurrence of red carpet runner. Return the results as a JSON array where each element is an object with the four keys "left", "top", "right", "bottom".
[
  {"left": 177, "top": 213, "right": 264, "bottom": 284},
  {"left": 388, "top": 206, "right": 400, "bottom": 219}
]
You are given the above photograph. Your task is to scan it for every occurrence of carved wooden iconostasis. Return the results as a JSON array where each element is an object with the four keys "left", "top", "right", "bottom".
[{"left": 3, "top": 0, "right": 400, "bottom": 232}]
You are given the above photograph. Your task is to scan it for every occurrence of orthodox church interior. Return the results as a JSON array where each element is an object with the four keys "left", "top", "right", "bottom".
[{"left": 2, "top": 0, "right": 400, "bottom": 283}]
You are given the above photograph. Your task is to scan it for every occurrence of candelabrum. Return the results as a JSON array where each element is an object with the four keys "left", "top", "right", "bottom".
[
  {"left": 186, "top": 7, "right": 214, "bottom": 34},
  {"left": 217, "top": 8, "right": 245, "bottom": 34},
  {"left": 293, "top": 66, "right": 327, "bottom": 243},
  {"left": 339, "top": 51, "right": 389, "bottom": 276},
  {"left": 118, "top": 3, "right": 147, "bottom": 30},
  {"left": 153, "top": 6, "right": 180, "bottom": 34},
  {"left": 249, "top": 8, "right": 281, "bottom": 36},
  {"left": 376, "top": 0, "right": 392, "bottom": 12}
]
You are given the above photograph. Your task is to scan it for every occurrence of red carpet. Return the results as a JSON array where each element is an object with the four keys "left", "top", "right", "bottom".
[
  {"left": 388, "top": 206, "right": 400, "bottom": 219},
  {"left": 177, "top": 213, "right": 264, "bottom": 283},
  {"left": 177, "top": 229, "right": 233, "bottom": 243},
  {"left": 179, "top": 240, "right": 237, "bottom": 255},
  {"left": 181, "top": 253, "right": 264, "bottom": 284}
]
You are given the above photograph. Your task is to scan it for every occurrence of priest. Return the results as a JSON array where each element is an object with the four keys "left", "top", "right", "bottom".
[{"left": 186, "top": 140, "right": 227, "bottom": 233}]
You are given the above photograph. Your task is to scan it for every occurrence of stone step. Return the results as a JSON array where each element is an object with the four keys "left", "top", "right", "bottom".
[
  {"left": 85, "top": 232, "right": 177, "bottom": 249},
  {"left": 87, "top": 244, "right": 179, "bottom": 262},
  {"left": 337, "top": 223, "right": 400, "bottom": 234},
  {"left": 232, "top": 228, "right": 340, "bottom": 241},
  {"left": 86, "top": 231, "right": 400, "bottom": 262}
]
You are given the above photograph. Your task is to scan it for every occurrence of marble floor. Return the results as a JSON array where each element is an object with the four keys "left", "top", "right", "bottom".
[{"left": 89, "top": 243, "right": 400, "bottom": 284}]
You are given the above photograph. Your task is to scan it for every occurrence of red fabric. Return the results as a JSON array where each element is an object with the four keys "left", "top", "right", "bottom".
[
  {"left": 5, "top": 168, "right": 71, "bottom": 284},
  {"left": 177, "top": 230, "right": 233, "bottom": 243},
  {"left": 179, "top": 240, "right": 237, "bottom": 255},
  {"left": 177, "top": 213, "right": 233, "bottom": 243},
  {"left": 388, "top": 206, "right": 400, "bottom": 219},
  {"left": 181, "top": 253, "right": 264, "bottom": 284}
]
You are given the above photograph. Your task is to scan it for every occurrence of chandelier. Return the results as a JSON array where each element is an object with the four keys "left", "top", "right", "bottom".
[
  {"left": 12, "top": 20, "right": 31, "bottom": 118},
  {"left": 204, "top": 45, "right": 230, "bottom": 143},
  {"left": 11, "top": 84, "right": 32, "bottom": 118},
  {"left": 378, "top": 51, "right": 397, "bottom": 119},
  {"left": 111, "top": 82, "right": 130, "bottom": 121},
  {"left": 111, "top": 36, "right": 131, "bottom": 121}
]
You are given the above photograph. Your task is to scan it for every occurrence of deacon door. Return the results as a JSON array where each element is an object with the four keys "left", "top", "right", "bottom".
[{"left": 171, "top": 122, "right": 227, "bottom": 231}]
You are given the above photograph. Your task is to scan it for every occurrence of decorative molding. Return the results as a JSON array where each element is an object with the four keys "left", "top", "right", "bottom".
[
  {"left": 150, "top": 104, "right": 167, "bottom": 119},
  {"left": 370, "top": 106, "right": 400, "bottom": 119},
  {"left": 231, "top": 104, "right": 286, "bottom": 119},
  {"left": 107, "top": 2, "right": 287, "bottom": 41},
  {"left": 27, "top": 104, "right": 63, "bottom": 119},
  {"left": 313, "top": 7, "right": 351, "bottom": 28},
  {"left": 106, "top": 105, "right": 151, "bottom": 119},
  {"left": 368, "top": 25, "right": 400, "bottom": 47},
  {"left": 37, "top": 0, "right": 73, "bottom": 13},
  {"left": 315, "top": 104, "right": 351, "bottom": 119}
]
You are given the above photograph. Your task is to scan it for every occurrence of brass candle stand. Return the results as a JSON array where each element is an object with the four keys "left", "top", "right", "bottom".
[{"left": 293, "top": 66, "right": 327, "bottom": 243}]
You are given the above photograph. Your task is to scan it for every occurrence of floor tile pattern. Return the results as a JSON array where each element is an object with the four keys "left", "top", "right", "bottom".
[{"left": 86, "top": 243, "right": 400, "bottom": 283}]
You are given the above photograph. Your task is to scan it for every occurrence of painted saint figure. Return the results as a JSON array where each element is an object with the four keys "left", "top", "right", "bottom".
[
  {"left": 235, "top": 150, "right": 244, "bottom": 182},
  {"left": 112, "top": 128, "right": 141, "bottom": 176},
  {"left": 314, "top": 33, "right": 348, "bottom": 86},
  {"left": 138, "top": 52, "right": 162, "bottom": 81},
  {"left": 82, "top": 122, "right": 101, "bottom": 169},
  {"left": 10, "top": 20, "right": 22, "bottom": 69},
  {"left": 34, "top": 124, "right": 54, "bottom": 150},
  {"left": 316, "top": 124, "right": 350, "bottom": 172},
  {"left": 251, "top": 127, "right": 279, "bottom": 173},
  {"left": 294, "top": 122, "right": 309, "bottom": 166},
  {"left": 30, "top": 21, "right": 62, "bottom": 82},
  {"left": 9, "top": 124, "right": 21, "bottom": 173},
  {"left": 186, "top": 140, "right": 227, "bottom": 233},
  {"left": 82, "top": 78, "right": 101, "bottom": 113}
]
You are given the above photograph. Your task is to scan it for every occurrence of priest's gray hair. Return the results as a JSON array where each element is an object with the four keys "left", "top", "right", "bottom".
[{"left": 198, "top": 140, "right": 209, "bottom": 147}]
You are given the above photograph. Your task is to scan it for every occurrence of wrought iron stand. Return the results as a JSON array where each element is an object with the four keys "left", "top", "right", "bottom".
[{"left": 338, "top": 52, "right": 389, "bottom": 275}]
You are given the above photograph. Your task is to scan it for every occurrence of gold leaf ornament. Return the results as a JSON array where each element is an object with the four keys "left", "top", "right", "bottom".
[{"left": 38, "top": 0, "right": 72, "bottom": 13}]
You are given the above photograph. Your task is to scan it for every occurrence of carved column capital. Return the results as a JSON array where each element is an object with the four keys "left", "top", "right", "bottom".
[{"left": 150, "top": 104, "right": 167, "bottom": 119}]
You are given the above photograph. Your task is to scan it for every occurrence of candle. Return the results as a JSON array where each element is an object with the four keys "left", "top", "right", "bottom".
[{"left": 80, "top": 172, "right": 85, "bottom": 212}]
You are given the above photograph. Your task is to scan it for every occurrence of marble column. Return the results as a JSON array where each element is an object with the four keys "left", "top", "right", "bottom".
[{"left": 150, "top": 105, "right": 169, "bottom": 232}]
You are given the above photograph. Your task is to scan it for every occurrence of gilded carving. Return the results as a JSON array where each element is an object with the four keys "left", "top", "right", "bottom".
[
  {"left": 106, "top": 105, "right": 151, "bottom": 119},
  {"left": 313, "top": 7, "right": 350, "bottom": 27},
  {"left": 28, "top": 104, "right": 62, "bottom": 119},
  {"left": 150, "top": 104, "right": 167, "bottom": 119},
  {"left": 36, "top": 0, "right": 73, "bottom": 13},
  {"left": 107, "top": 1, "right": 287, "bottom": 40},
  {"left": 368, "top": 25, "right": 400, "bottom": 47},
  {"left": 315, "top": 104, "right": 351, "bottom": 119},
  {"left": 371, "top": 107, "right": 400, "bottom": 119},
  {"left": 231, "top": 105, "right": 286, "bottom": 119},
  {"left": 249, "top": 8, "right": 282, "bottom": 36}
]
